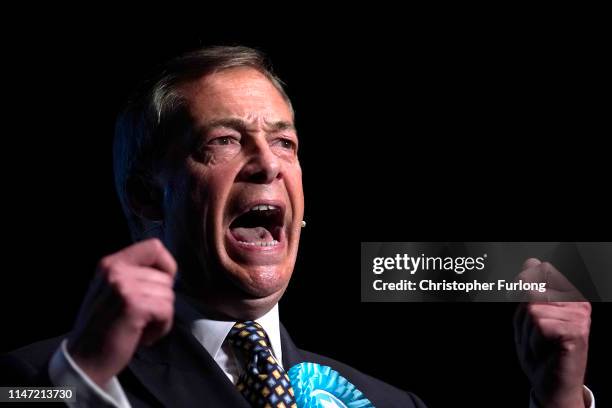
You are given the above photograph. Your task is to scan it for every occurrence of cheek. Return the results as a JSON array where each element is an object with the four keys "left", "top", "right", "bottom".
[
  {"left": 198, "top": 147, "right": 240, "bottom": 165},
  {"left": 184, "top": 171, "right": 213, "bottom": 220},
  {"left": 165, "top": 164, "right": 212, "bottom": 224},
  {"left": 287, "top": 165, "right": 304, "bottom": 206},
  {"left": 183, "top": 160, "right": 236, "bottom": 217}
]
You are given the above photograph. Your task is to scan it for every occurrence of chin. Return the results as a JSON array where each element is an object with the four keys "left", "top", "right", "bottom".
[{"left": 231, "top": 263, "right": 293, "bottom": 299}]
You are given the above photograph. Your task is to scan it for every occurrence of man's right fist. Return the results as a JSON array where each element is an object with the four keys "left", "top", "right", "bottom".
[{"left": 67, "top": 238, "right": 177, "bottom": 387}]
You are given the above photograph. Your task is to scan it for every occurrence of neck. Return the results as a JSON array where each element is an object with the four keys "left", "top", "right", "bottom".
[{"left": 175, "top": 275, "right": 282, "bottom": 321}]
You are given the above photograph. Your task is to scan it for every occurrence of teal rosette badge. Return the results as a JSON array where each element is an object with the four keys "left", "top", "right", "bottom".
[{"left": 287, "top": 362, "right": 374, "bottom": 408}]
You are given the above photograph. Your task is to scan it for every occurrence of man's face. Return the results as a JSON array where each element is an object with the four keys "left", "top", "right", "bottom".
[{"left": 163, "top": 67, "right": 303, "bottom": 315}]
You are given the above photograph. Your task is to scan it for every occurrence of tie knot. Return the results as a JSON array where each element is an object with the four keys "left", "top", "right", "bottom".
[{"left": 228, "top": 321, "right": 273, "bottom": 355}]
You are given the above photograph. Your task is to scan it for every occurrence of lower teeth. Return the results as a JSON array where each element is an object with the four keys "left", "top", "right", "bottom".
[{"left": 238, "top": 239, "right": 279, "bottom": 247}]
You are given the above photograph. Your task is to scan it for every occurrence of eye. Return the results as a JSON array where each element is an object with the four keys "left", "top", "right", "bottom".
[
  {"left": 274, "top": 138, "right": 297, "bottom": 151},
  {"left": 209, "top": 136, "right": 239, "bottom": 146}
]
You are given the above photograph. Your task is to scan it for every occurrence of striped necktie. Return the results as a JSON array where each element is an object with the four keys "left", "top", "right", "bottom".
[{"left": 228, "top": 321, "right": 297, "bottom": 408}]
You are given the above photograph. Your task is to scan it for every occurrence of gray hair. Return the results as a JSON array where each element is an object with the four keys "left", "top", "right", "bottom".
[{"left": 113, "top": 46, "right": 292, "bottom": 241}]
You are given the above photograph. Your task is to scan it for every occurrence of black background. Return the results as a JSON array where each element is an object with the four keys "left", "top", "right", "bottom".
[{"left": 1, "top": 11, "right": 610, "bottom": 407}]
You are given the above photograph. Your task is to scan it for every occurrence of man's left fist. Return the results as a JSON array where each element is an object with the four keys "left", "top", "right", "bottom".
[{"left": 514, "top": 258, "right": 591, "bottom": 408}]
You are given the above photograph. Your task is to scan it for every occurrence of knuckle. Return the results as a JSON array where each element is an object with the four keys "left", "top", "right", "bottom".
[
  {"left": 97, "top": 256, "right": 115, "bottom": 274},
  {"left": 579, "top": 325, "right": 589, "bottom": 339},
  {"left": 581, "top": 302, "right": 592, "bottom": 313},
  {"left": 106, "top": 264, "right": 127, "bottom": 286},
  {"left": 532, "top": 315, "right": 543, "bottom": 327},
  {"left": 579, "top": 309, "right": 591, "bottom": 320},
  {"left": 168, "top": 257, "right": 178, "bottom": 273},
  {"left": 579, "top": 319, "right": 590, "bottom": 336},
  {"left": 573, "top": 303, "right": 591, "bottom": 319},
  {"left": 114, "top": 280, "right": 129, "bottom": 297},
  {"left": 110, "top": 281, "right": 131, "bottom": 302},
  {"left": 536, "top": 322, "right": 550, "bottom": 337},
  {"left": 110, "top": 278, "right": 136, "bottom": 300},
  {"left": 540, "top": 262, "right": 553, "bottom": 272},
  {"left": 148, "top": 237, "right": 164, "bottom": 251}
]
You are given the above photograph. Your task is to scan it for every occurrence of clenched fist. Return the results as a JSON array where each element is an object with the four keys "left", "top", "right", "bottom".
[
  {"left": 514, "top": 258, "right": 591, "bottom": 408},
  {"left": 67, "top": 238, "right": 177, "bottom": 387}
]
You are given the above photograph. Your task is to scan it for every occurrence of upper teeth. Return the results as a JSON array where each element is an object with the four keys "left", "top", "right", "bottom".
[{"left": 251, "top": 204, "right": 278, "bottom": 211}]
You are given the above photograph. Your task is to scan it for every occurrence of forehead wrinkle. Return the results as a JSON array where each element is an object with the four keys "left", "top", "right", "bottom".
[
  {"left": 182, "top": 72, "right": 295, "bottom": 133},
  {"left": 201, "top": 115, "right": 295, "bottom": 134},
  {"left": 241, "top": 113, "right": 294, "bottom": 131},
  {"left": 263, "top": 118, "right": 295, "bottom": 132}
]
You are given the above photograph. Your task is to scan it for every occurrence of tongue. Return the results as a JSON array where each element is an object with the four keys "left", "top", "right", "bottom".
[{"left": 230, "top": 226, "right": 273, "bottom": 243}]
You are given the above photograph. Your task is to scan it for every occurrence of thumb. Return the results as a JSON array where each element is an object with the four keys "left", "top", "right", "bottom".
[{"left": 522, "top": 257, "right": 542, "bottom": 270}]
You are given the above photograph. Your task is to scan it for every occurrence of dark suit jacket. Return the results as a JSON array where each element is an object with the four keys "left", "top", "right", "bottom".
[{"left": 1, "top": 318, "right": 426, "bottom": 407}]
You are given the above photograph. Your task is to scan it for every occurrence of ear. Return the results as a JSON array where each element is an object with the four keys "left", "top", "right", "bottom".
[{"left": 125, "top": 172, "right": 164, "bottom": 222}]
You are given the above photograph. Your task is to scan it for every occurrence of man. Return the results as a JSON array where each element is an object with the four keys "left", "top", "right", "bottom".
[{"left": 1, "top": 46, "right": 594, "bottom": 407}]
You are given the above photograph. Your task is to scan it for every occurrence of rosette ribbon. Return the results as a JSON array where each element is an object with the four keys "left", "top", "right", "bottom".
[{"left": 287, "top": 362, "right": 374, "bottom": 408}]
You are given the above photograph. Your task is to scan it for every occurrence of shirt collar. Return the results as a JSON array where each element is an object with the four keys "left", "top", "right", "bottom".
[{"left": 175, "top": 294, "right": 282, "bottom": 363}]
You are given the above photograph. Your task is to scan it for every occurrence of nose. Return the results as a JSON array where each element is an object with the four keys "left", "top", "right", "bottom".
[{"left": 238, "top": 140, "right": 281, "bottom": 184}]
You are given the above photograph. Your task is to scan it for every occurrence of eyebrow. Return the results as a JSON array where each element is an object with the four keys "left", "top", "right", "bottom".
[{"left": 200, "top": 118, "right": 296, "bottom": 133}]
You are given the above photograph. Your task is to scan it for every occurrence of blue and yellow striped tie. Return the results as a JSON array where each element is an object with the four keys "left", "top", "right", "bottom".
[{"left": 228, "top": 321, "right": 297, "bottom": 408}]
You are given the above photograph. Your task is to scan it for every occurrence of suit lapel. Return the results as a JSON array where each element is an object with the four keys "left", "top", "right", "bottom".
[
  {"left": 127, "top": 319, "right": 250, "bottom": 408},
  {"left": 125, "top": 317, "right": 303, "bottom": 407}
]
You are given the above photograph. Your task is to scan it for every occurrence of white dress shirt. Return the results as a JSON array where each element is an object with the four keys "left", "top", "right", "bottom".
[{"left": 174, "top": 294, "right": 283, "bottom": 384}]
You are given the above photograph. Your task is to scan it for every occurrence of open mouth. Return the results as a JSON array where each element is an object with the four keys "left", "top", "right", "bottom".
[{"left": 228, "top": 204, "right": 284, "bottom": 247}]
